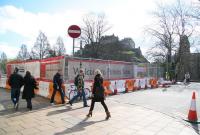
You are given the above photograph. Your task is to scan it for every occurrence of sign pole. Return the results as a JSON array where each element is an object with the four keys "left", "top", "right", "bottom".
[{"left": 73, "top": 38, "right": 75, "bottom": 56}]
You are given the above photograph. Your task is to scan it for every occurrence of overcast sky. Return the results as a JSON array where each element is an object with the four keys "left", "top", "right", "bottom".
[{"left": 0, "top": 0, "right": 196, "bottom": 58}]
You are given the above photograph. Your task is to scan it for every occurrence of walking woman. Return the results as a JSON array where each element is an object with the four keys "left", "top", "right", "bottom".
[
  {"left": 22, "top": 71, "right": 38, "bottom": 110},
  {"left": 86, "top": 69, "right": 111, "bottom": 120}
]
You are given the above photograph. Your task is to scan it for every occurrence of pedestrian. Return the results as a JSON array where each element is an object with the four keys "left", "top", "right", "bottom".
[
  {"left": 185, "top": 72, "right": 190, "bottom": 84},
  {"left": 22, "top": 71, "right": 38, "bottom": 110},
  {"left": 8, "top": 67, "right": 24, "bottom": 110},
  {"left": 86, "top": 69, "right": 111, "bottom": 120},
  {"left": 67, "top": 69, "right": 89, "bottom": 107},
  {"left": 50, "top": 69, "right": 65, "bottom": 105}
]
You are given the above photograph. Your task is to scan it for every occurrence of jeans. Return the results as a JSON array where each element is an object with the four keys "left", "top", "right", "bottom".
[
  {"left": 70, "top": 89, "right": 87, "bottom": 106},
  {"left": 50, "top": 88, "right": 65, "bottom": 104},
  {"left": 89, "top": 99, "right": 108, "bottom": 112},
  {"left": 11, "top": 88, "right": 20, "bottom": 105}
]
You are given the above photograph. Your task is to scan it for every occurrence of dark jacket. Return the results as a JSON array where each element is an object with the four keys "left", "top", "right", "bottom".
[
  {"left": 53, "top": 73, "right": 63, "bottom": 90},
  {"left": 8, "top": 73, "right": 24, "bottom": 89},
  {"left": 92, "top": 74, "right": 105, "bottom": 102},
  {"left": 22, "top": 75, "right": 37, "bottom": 99}
]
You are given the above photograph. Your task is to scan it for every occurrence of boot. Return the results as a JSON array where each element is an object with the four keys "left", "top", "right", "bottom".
[
  {"left": 106, "top": 111, "right": 111, "bottom": 120},
  {"left": 86, "top": 111, "right": 92, "bottom": 117}
]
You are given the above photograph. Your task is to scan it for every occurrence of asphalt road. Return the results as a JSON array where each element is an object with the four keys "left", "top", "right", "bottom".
[{"left": 109, "top": 82, "right": 200, "bottom": 121}]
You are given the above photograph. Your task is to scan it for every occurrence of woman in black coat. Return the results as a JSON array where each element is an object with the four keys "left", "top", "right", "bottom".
[
  {"left": 22, "top": 71, "right": 37, "bottom": 110},
  {"left": 86, "top": 69, "right": 111, "bottom": 120}
]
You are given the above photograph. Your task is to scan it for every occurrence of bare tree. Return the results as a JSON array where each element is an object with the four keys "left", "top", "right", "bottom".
[
  {"left": 171, "top": 0, "right": 194, "bottom": 38},
  {"left": 31, "top": 31, "right": 51, "bottom": 59},
  {"left": 17, "top": 44, "right": 29, "bottom": 60},
  {"left": 146, "top": 0, "right": 195, "bottom": 80},
  {"left": 146, "top": 3, "right": 177, "bottom": 65},
  {"left": 81, "top": 13, "right": 111, "bottom": 58},
  {"left": 54, "top": 36, "right": 66, "bottom": 56}
]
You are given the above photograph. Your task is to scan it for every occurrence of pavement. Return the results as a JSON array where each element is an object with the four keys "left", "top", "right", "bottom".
[{"left": 0, "top": 88, "right": 199, "bottom": 135}]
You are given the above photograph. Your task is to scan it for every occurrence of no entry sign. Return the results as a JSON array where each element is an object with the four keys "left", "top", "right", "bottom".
[{"left": 68, "top": 25, "right": 81, "bottom": 38}]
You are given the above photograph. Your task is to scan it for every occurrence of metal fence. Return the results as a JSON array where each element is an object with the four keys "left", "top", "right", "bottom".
[{"left": 6, "top": 56, "right": 164, "bottom": 82}]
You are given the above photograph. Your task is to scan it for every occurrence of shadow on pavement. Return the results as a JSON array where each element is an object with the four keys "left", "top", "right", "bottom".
[
  {"left": 46, "top": 106, "right": 84, "bottom": 116},
  {"left": 0, "top": 89, "right": 51, "bottom": 117},
  {"left": 54, "top": 117, "right": 106, "bottom": 135},
  {"left": 191, "top": 123, "right": 200, "bottom": 135}
]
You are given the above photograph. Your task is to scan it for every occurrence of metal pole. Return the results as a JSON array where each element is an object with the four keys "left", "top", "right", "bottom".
[
  {"left": 80, "top": 40, "right": 82, "bottom": 69},
  {"left": 73, "top": 38, "right": 75, "bottom": 56}
]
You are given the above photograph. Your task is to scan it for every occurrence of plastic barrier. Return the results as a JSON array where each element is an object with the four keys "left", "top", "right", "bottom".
[
  {"left": 110, "top": 80, "right": 126, "bottom": 93},
  {"left": 150, "top": 79, "right": 158, "bottom": 88},
  {"left": 135, "top": 79, "right": 141, "bottom": 90},
  {"left": 0, "top": 77, "right": 7, "bottom": 88},
  {"left": 1, "top": 77, "right": 165, "bottom": 104},
  {"left": 38, "top": 81, "right": 50, "bottom": 97},
  {"left": 47, "top": 82, "right": 67, "bottom": 104},
  {"left": 103, "top": 81, "right": 113, "bottom": 95},
  {"left": 125, "top": 79, "right": 136, "bottom": 92}
]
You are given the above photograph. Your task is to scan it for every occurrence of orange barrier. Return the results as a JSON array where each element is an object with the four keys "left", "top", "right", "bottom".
[
  {"left": 150, "top": 79, "right": 158, "bottom": 89},
  {"left": 48, "top": 82, "right": 68, "bottom": 104},
  {"left": 5, "top": 79, "right": 11, "bottom": 90},
  {"left": 125, "top": 79, "right": 136, "bottom": 92},
  {"left": 103, "top": 81, "right": 113, "bottom": 96}
]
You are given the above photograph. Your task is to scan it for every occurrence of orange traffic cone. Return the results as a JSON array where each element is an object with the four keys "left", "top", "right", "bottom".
[{"left": 188, "top": 92, "right": 198, "bottom": 122}]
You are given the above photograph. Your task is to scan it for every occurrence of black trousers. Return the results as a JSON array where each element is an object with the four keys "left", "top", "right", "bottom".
[
  {"left": 89, "top": 99, "right": 109, "bottom": 112},
  {"left": 50, "top": 88, "right": 65, "bottom": 104},
  {"left": 26, "top": 98, "right": 32, "bottom": 109}
]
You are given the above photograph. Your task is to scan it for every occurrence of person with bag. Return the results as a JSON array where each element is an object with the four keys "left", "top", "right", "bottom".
[
  {"left": 8, "top": 67, "right": 24, "bottom": 110},
  {"left": 67, "top": 69, "right": 89, "bottom": 107},
  {"left": 50, "top": 69, "right": 65, "bottom": 105},
  {"left": 86, "top": 69, "right": 111, "bottom": 120},
  {"left": 22, "top": 71, "right": 38, "bottom": 110}
]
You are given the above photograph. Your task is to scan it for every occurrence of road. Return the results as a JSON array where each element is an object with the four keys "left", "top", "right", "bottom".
[{"left": 110, "top": 82, "right": 200, "bottom": 121}]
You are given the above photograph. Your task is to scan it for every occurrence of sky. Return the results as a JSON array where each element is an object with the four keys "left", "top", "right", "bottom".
[{"left": 0, "top": 0, "right": 195, "bottom": 58}]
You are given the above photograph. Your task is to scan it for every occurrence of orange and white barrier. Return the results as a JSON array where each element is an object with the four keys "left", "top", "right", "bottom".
[
  {"left": 1, "top": 77, "right": 168, "bottom": 103},
  {"left": 38, "top": 81, "right": 50, "bottom": 97},
  {"left": 0, "top": 77, "right": 7, "bottom": 88}
]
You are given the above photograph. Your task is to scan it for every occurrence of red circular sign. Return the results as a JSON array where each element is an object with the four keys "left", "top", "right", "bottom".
[{"left": 68, "top": 25, "right": 81, "bottom": 38}]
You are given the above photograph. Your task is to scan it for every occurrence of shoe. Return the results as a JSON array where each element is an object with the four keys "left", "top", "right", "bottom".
[
  {"left": 86, "top": 111, "right": 92, "bottom": 117},
  {"left": 67, "top": 101, "right": 72, "bottom": 106},
  {"left": 51, "top": 103, "right": 55, "bottom": 106},
  {"left": 27, "top": 106, "right": 32, "bottom": 111},
  {"left": 106, "top": 111, "right": 111, "bottom": 120},
  {"left": 84, "top": 105, "right": 89, "bottom": 107}
]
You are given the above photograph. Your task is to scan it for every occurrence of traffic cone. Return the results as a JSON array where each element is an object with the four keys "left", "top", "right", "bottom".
[
  {"left": 114, "top": 81, "right": 118, "bottom": 95},
  {"left": 188, "top": 92, "right": 198, "bottom": 122}
]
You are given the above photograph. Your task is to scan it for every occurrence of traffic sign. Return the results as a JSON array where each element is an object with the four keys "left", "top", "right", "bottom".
[{"left": 68, "top": 25, "right": 81, "bottom": 38}]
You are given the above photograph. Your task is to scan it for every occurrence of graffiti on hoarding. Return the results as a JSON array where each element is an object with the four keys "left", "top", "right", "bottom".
[{"left": 73, "top": 67, "right": 131, "bottom": 77}]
